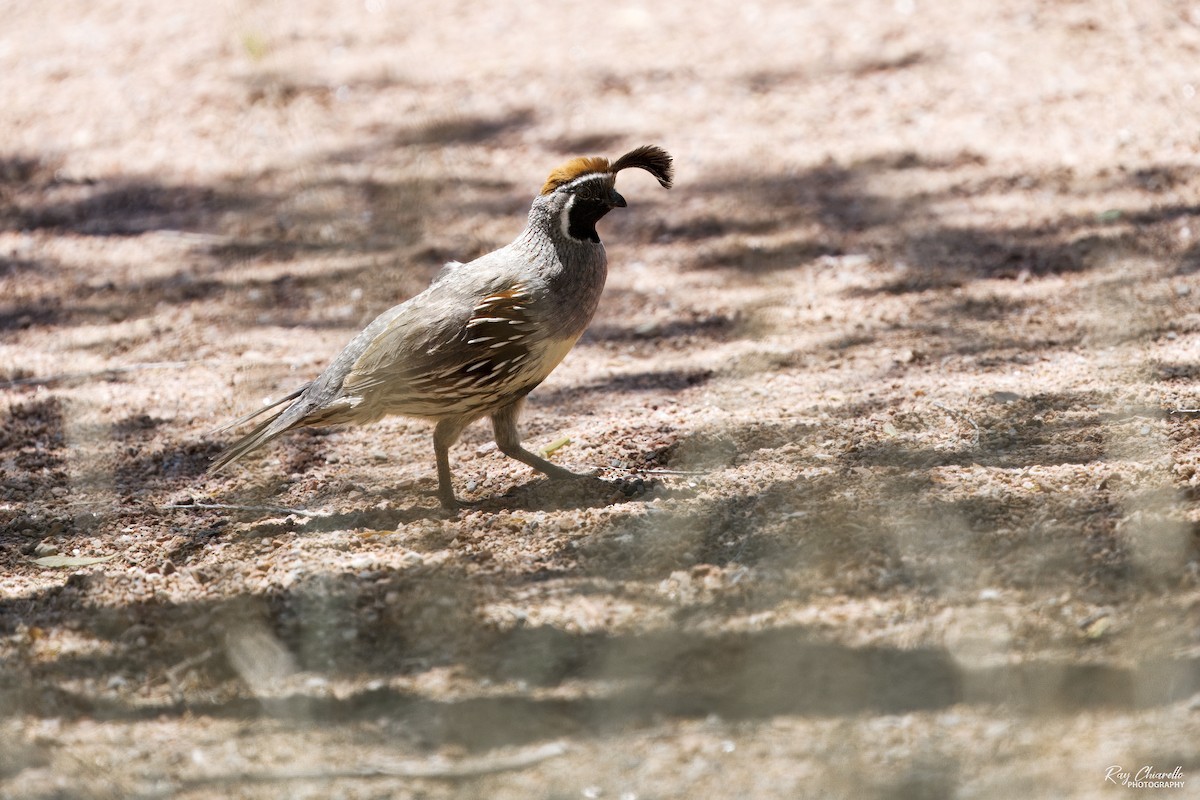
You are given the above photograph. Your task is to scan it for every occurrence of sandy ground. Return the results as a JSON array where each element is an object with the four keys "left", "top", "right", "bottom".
[{"left": 2, "top": 0, "right": 1200, "bottom": 797}]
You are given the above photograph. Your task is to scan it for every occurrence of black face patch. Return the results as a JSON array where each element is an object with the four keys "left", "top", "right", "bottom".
[
  {"left": 566, "top": 196, "right": 612, "bottom": 242},
  {"left": 562, "top": 176, "right": 616, "bottom": 243}
]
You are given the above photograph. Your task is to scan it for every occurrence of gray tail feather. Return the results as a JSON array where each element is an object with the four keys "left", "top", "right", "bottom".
[
  {"left": 208, "top": 384, "right": 312, "bottom": 473},
  {"left": 207, "top": 385, "right": 308, "bottom": 436}
]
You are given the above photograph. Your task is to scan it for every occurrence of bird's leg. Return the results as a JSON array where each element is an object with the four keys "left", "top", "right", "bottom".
[
  {"left": 491, "top": 400, "right": 583, "bottom": 480},
  {"left": 433, "top": 416, "right": 471, "bottom": 509}
]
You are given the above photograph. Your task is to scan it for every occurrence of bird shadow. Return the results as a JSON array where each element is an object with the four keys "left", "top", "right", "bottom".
[
  {"left": 477, "top": 473, "right": 654, "bottom": 512},
  {"left": 241, "top": 475, "right": 654, "bottom": 534},
  {"left": 296, "top": 474, "right": 657, "bottom": 532}
]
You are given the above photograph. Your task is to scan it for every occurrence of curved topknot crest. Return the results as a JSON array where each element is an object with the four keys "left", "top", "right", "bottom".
[{"left": 540, "top": 145, "right": 674, "bottom": 195}]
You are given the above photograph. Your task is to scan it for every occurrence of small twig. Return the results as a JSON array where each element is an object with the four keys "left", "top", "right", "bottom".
[
  {"left": 540, "top": 436, "right": 571, "bottom": 457},
  {"left": 931, "top": 401, "right": 981, "bottom": 446},
  {"left": 730, "top": 529, "right": 756, "bottom": 563},
  {"left": 635, "top": 468, "right": 710, "bottom": 476},
  {"left": 164, "top": 649, "right": 216, "bottom": 683},
  {"left": 173, "top": 741, "right": 569, "bottom": 788},
  {"left": 163, "top": 502, "right": 318, "bottom": 518},
  {"left": 161, "top": 649, "right": 217, "bottom": 703},
  {"left": 1170, "top": 408, "right": 1200, "bottom": 416}
]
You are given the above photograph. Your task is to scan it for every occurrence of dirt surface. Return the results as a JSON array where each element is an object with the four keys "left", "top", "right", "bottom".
[{"left": 3, "top": 0, "right": 1200, "bottom": 797}]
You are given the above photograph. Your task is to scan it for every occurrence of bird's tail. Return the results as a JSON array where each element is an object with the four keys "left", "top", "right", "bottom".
[{"left": 208, "top": 385, "right": 311, "bottom": 473}]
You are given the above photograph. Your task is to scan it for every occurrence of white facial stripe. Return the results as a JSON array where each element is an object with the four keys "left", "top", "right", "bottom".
[
  {"left": 559, "top": 194, "right": 576, "bottom": 239},
  {"left": 563, "top": 172, "right": 613, "bottom": 191}
]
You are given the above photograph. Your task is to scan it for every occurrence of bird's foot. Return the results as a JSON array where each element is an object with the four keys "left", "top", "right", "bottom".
[
  {"left": 542, "top": 464, "right": 600, "bottom": 481},
  {"left": 438, "top": 492, "right": 480, "bottom": 512}
]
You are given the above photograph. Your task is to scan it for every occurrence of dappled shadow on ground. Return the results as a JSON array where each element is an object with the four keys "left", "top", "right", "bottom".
[
  {"left": 3, "top": 136, "right": 1195, "bottom": 347},
  {"left": 0, "top": 398, "right": 68, "bottom": 509},
  {"left": 585, "top": 313, "right": 738, "bottom": 345},
  {"left": 575, "top": 473, "right": 1132, "bottom": 595},
  {"left": 3, "top": 113, "right": 1200, "bottom": 795},
  {"left": 840, "top": 391, "right": 1110, "bottom": 470},
  {"left": 0, "top": 104, "right": 539, "bottom": 243},
  {"left": 3, "top": 140, "right": 1192, "bottom": 463},
  {"left": 670, "top": 153, "right": 1197, "bottom": 293},
  {"left": 536, "top": 367, "right": 714, "bottom": 411},
  {"left": 0, "top": 123, "right": 532, "bottom": 337},
  {"left": 564, "top": 388, "right": 1200, "bottom": 595},
  {"left": 8, "top": 179, "right": 251, "bottom": 237},
  {"left": 2, "top": 355, "right": 1198, "bottom": 772},
  {"left": 3, "top": 569, "right": 1197, "bottom": 752}
]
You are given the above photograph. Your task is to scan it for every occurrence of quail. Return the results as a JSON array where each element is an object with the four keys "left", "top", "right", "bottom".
[{"left": 210, "top": 145, "right": 673, "bottom": 508}]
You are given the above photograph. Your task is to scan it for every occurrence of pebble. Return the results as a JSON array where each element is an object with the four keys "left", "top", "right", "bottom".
[{"left": 33, "top": 541, "right": 59, "bottom": 557}]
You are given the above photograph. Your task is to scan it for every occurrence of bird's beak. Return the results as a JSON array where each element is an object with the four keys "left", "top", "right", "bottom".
[{"left": 608, "top": 188, "right": 627, "bottom": 208}]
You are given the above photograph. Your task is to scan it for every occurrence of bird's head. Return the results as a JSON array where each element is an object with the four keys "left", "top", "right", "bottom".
[{"left": 536, "top": 145, "right": 673, "bottom": 243}]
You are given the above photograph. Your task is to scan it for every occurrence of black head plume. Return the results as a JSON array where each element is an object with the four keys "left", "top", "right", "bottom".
[{"left": 611, "top": 145, "right": 674, "bottom": 189}]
